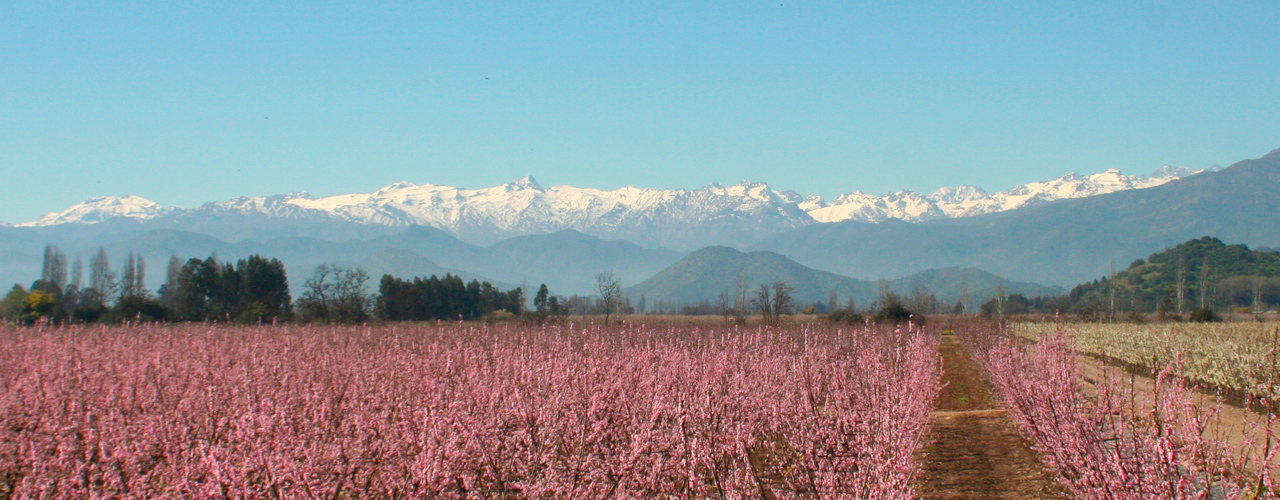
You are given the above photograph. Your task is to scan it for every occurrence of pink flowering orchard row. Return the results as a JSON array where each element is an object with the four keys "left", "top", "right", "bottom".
[
  {"left": 961, "top": 325, "right": 1276, "bottom": 499},
  {"left": 0, "top": 321, "right": 940, "bottom": 499}
]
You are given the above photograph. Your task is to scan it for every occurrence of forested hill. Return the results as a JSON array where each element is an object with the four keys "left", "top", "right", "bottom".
[{"left": 1065, "top": 236, "right": 1280, "bottom": 316}]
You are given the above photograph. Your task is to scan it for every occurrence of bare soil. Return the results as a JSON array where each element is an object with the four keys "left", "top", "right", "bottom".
[
  {"left": 916, "top": 334, "right": 1065, "bottom": 500},
  {"left": 1078, "top": 355, "right": 1280, "bottom": 469}
]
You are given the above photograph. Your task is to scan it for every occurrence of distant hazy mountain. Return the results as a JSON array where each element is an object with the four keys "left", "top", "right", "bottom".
[
  {"left": 627, "top": 246, "right": 1063, "bottom": 307},
  {"left": 473, "top": 229, "right": 682, "bottom": 293},
  {"left": 752, "top": 148, "right": 1280, "bottom": 287},
  {"left": 16, "top": 166, "right": 1202, "bottom": 251}
]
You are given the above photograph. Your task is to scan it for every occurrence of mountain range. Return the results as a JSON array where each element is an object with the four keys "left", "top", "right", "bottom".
[
  {"left": 2, "top": 149, "right": 1274, "bottom": 303},
  {"left": 16, "top": 166, "right": 1201, "bottom": 251},
  {"left": 752, "top": 148, "right": 1280, "bottom": 287}
]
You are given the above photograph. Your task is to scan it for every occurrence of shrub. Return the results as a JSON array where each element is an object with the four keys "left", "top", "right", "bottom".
[
  {"left": 876, "top": 303, "right": 923, "bottom": 325},
  {"left": 483, "top": 309, "right": 516, "bottom": 323},
  {"left": 826, "top": 308, "right": 864, "bottom": 324},
  {"left": 1188, "top": 307, "right": 1220, "bottom": 323}
]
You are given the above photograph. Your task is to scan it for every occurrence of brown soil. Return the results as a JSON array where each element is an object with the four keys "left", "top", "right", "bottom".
[
  {"left": 916, "top": 334, "right": 1065, "bottom": 500},
  {"left": 1078, "top": 355, "right": 1280, "bottom": 470}
]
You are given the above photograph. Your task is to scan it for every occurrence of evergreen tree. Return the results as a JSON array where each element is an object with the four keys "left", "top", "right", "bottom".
[
  {"left": 0, "top": 285, "right": 28, "bottom": 322},
  {"left": 374, "top": 273, "right": 525, "bottom": 322},
  {"left": 237, "top": 255, "right": 290, "bottom": 322}
]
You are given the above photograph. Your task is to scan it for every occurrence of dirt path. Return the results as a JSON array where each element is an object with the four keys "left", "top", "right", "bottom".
[{"left": 916, "top": 334, "right": 1064, "bottom": 499}]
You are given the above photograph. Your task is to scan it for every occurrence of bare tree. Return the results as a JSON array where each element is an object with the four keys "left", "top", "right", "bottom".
[
  {"left": 160, "top": 255, "right": 182, "bottom": 306},
  {"left": 909, "top": 285, "right": 938, "bottom": 315},
  {"left": 752, "top": 283, "right": 774, "bottom": 324},
  {"left": 734, "top": 274, "right": 749, "bottom": 316},
  {"left": 1108, "top": 261, "right": 1117, "bottom": 322},
  {"left": 136, "top": 255, "right": 147, "bottom": 297},
  {"left": 89, "top": 247, "right": 117, "bottom": 306},
  {"left": 299, "top": 265, "right": 334, "bottom": 322},
  {"left": 1176, "top": 252, "right": 1187, "bottom": 317},
  {"left": 40, "top": 244, "right": 68, "bottom": 290},
  {"left": 994, "top": 283, "right": 1006, "bottom": 320},
  {"left": 594, "top": 272, "right": 622, "bottom": 324},
  {"left": 333, "top": 266, "right": 371, "bottom": 323},
  {"left": 120, "top": 251, "right": 137, "bottom": 298},
  {"left": 771, "top": 282, "right": 795, "bottom": 320},
  {"left": 297, "top": 264, "right": 371, "bottom": 324},
  {"left": 1255, "top": 276, "right": 1267, "bottom": 315},
  {"left": 1198, "top": 254, "right": 1212, "bottom": 311},
  {"left": 70, "top": 256, "right": 83, "bottom": 291}
]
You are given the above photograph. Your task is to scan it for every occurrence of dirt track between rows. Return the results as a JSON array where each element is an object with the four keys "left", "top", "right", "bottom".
[{"left": 916, "top": 335, "right": 1065, "bottom": 500}]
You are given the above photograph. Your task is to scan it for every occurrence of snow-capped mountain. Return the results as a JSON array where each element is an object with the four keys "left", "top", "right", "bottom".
[
  {"left": 17, "top": 166, "right": 1206, "bottom": 248},
  {"left": 273, "top": 177, "right": 812, "bottom": 247},
  {"left": 19, "top": 195, "right": 175, "bottom": 227},
  {"left": 805, "top": 167, "right": 1203, "bottom": 223},
  {"left": 18, "top": 177, "right": 814, "bottom": 249}
]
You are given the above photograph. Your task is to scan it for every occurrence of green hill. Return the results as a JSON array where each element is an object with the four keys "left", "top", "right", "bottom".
[{"left": 1066, "top": 236, "right": 1280, "bottom": 315}]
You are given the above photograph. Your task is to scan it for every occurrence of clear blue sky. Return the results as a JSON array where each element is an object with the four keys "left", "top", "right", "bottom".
[{"left": 2, "top": 2, "right": 1278, "bottom": 224}]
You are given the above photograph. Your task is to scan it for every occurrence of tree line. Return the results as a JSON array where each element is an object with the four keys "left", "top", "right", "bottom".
[
  {"left": 374, "top": 273, "right": 526, "bottom": 322},
  {"left": 0, "top": 245, "right": 538, "bottom": 325},
  {"left": 0, "top": 245, "right": 946, "bottom": 327}
]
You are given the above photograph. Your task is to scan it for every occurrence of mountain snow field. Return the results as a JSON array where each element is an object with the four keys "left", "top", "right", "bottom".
[{"left": 16, "top": 166, "right": 1206, "bottom": 246}]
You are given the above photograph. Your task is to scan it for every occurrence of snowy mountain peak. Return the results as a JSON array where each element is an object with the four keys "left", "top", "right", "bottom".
[
  {"left": 808, "top": 166, "right": 1206, "bottom": 223},
  {"left": 1151, "top": 165, "right": 1197, "bottom": 178},
  {"left": 510, "top": 176, "right": 544, "bottom": 191},
  {"left": 18, "top": 163, "right": 1215, "bottom": 248},
  {"left": 930, "top": 185, "right": 989, "bottom": 204},
  {"left": 378, "top": 181, "right": 417, "bottom": 193},
  {"left": 20, "top": 195, "right": 171, "bottom": 227}
]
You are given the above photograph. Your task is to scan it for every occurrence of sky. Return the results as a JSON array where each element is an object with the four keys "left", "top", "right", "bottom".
[{"left": 1, "top": 1, "right": 1278, "bottom": 224}]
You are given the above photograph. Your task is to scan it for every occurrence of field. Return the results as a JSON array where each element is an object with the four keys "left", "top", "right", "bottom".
[
  {"left": 1014, "top": 322, "right": 1280, "bottom": 402},
  {"left": 963, "top": 324, "right": 1280, "bottom": 498},
  {"left": 0, "top": 321, "right": 939, "bottom": 498},
  {"left": 6, "top": 319, "right": 1280, "bottom": 499}
]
